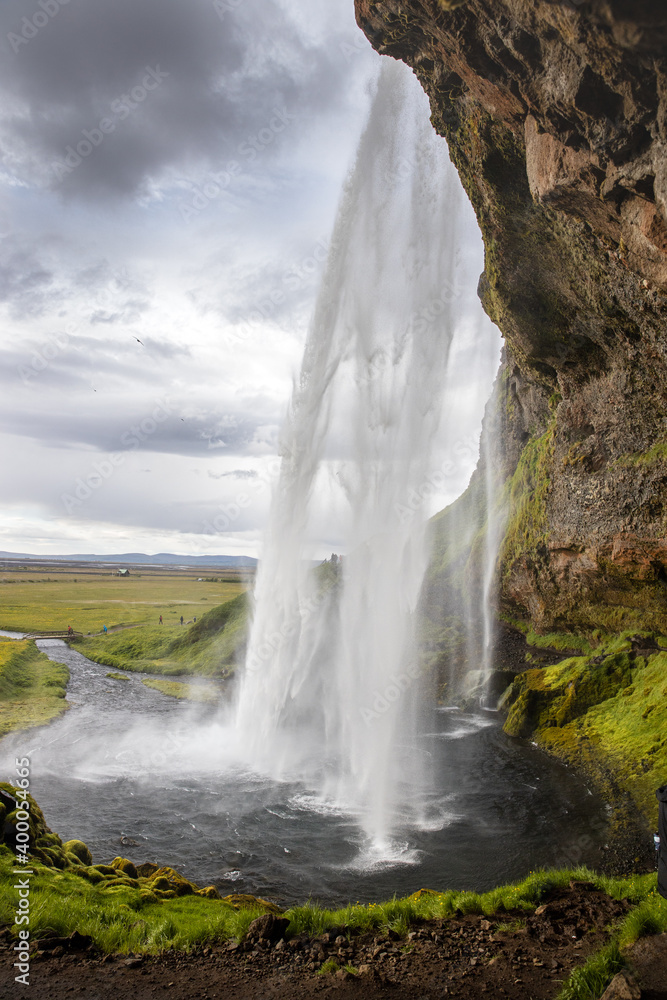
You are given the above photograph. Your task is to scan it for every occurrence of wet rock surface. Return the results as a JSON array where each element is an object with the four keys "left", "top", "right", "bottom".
[
  {"left": 0, "top": 883, "right": 639, "bottom": 999},
  {"left": 355, "top": 0, "right": 667, "bottom": 633}
]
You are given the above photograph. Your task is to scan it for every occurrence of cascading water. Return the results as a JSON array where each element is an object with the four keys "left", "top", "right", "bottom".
[
  {"left": 479, "top": 389, "right": 507, "bottom": 693},
  {"left": 235, "top": 59, "right": 489, "bottom": 851}
]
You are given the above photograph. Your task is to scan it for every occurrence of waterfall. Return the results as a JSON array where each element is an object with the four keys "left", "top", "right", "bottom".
[
  {"left": 479, "top": 386, "right": 506, "bottom": 691},
  {"left": 234, "top": 59, "right": 487, "bottom": 849}
]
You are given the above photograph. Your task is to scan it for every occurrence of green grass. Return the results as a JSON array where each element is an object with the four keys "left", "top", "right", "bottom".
[
  {"left": 0, "top": 572, "right": 246, "bottom": 634},
  {"left": 0, "top": 639, "right": 69, "bottom": 736},
  {"left": 106, "top": 671, "right": 129, "bottom": 681},
  {"left": 318, "top": 958, "right": 343, "bottom": 974},
  {"left": 558, "top": 941, "right": 624, "bottom": 1000},
  {"left": 77, "top": 594, "right": 248, "bottom": 677},
  {"left": 0, "top": 847, "right": 267, "bottom": 954},
  {"left": 1, "top": 848, "right": 662, "bottom": 967},
  {"left": 141, "top": 678, "right": 219, "bottom": 702},
  {"left": 557, "top": 887, "right": 667, "bottom": 1000},
  {"left": 317, "top": 960, "right": 358, "bottom": 976}
]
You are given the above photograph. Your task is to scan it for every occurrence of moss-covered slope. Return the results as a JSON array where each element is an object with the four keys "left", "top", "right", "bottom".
[{"left": 501, "top": 633, "right": 667, "bottom": 827}]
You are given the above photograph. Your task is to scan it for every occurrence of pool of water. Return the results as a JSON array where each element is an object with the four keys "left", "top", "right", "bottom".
[{"left": 0, "top": 640, "right": 609, "bottom": 906}]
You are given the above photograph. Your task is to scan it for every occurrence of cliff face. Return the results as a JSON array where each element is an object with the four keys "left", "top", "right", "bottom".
[{"left": 356, "top": 0, "right": 667, "bottom": 632}]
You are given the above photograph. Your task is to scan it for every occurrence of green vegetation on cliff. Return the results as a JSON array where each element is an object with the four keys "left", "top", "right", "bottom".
[
  {"left": 0, "top": 639, "right": 68, "bottom": 736},
  {"left": 499, "top": 417, "right": 555, "bottom": 584},
  {"left": 502, "top": 634, "right": 667, "bottom": 825}
]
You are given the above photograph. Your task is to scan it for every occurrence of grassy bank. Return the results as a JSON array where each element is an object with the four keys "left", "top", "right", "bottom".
[
  {"left": 0, "top": 571, "right": 246, "bottom": 634},
  {"left": 76, "top": 593, "right": 248, "bottom": 677},
  {"left": 0, "top": 844, "right": 664, "bottom": 999},
  {"left": 141, "top": 677, "right": 219, "bottom": 702},
  {"left": 0, "top": 639, "right": 69, "bottom": 737},
  {"left": 501, "top": 629, "right": 667, "bottom": 827}
]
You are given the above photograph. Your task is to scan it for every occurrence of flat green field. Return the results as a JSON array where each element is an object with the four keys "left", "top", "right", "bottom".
[{"left": 0, "top": 570, "right": 248, "bottom": 635}]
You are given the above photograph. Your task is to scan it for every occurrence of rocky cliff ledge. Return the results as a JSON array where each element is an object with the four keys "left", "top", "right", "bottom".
[{"left": 356, "top": 0, "right": 667, "bottom": 632}]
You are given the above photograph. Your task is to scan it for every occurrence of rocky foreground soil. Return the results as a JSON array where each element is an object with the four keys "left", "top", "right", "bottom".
[{"left": 2, "top": 882, "right": 666, "bottom": 999}]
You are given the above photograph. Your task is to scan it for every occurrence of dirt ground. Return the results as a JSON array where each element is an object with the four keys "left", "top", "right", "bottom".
[{"left": 3, "top": 882, "right": 665, "bottom": 1000}]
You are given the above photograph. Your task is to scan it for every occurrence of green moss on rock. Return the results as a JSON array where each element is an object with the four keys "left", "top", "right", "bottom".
[
  {"left": 63, "top": 839, "right": 93, "bottom": 866},
  {"left": 111, "top": 857, "right": 138, "bottom": 879},
  {"left": 502, "top": 646, "right": 667, "bottom": 824},
  {"left": 499, "top": 418, "right": 555, "bottom": 587}
]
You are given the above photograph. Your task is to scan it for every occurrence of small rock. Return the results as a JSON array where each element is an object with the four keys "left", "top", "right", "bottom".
[
  {"left": 67, "top": 931, "right": 93, "bottom": 952},
  {"left": 246, "top": 913, "right": 290, "bottom": 945},
  {"left": 599, "top": 972, "right": 641, "bottom": 1000},
  {"left": 123, "top": 957, "right": 143, "bottom": 968}
]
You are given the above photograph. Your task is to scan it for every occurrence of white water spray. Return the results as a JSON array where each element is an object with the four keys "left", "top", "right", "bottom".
[{"left": 234, "top": 60, "right": 481, "bottom": 849}]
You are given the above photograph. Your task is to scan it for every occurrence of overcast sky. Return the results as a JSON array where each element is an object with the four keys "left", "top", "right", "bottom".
[{"left": 0, "top": 0, "right": 501, "bottom": 559}]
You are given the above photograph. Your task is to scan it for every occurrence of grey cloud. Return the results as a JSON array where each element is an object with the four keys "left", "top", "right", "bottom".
[
  {"left": 1, "top": 343, "right": 171, "bottom": 397},
  {"left": 0, "top": 394, "right": 274, "bottom": 458},
  {"left": 132, "top": 337, "right": 192, "bottom": 360},
  {"left": 0, "top": 0, "right": 369, "bottom": 200},
  {"left": 0, "top": 236, "right": 154, "bottom": 323},
  {"left": 0, "top": 236, "right": 57, "bottom": 317},
  {"left": 90, "top": 310, "right": 128, "bottom": 324}
]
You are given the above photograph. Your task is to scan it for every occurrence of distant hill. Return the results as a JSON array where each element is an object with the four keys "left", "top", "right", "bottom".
[{"left": 0, "top": 551, "right": 257, "bottom": 568}]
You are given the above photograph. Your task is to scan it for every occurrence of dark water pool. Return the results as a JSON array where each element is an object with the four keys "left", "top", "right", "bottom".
[{"left": 0, "top": 640, "right": 609, "bottom": 907}]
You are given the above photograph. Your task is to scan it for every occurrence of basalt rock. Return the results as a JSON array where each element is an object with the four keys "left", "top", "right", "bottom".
[
  {"left": 355, "top": 0, "right": 667, "bottom": 632},
  {"left": 246, "top": 913, "right": 291, "bottom": 945}
]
